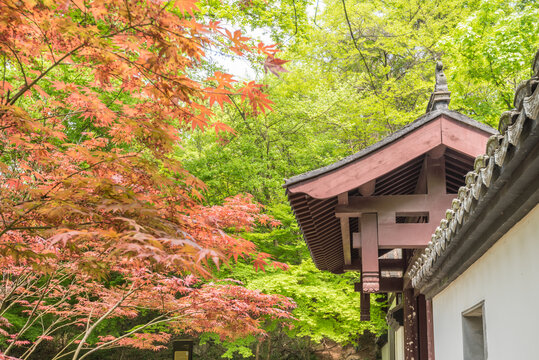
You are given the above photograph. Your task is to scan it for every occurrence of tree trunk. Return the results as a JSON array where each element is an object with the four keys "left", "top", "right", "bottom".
[
  {"left": 255, "top": 341, "right": 260, "bottom": 360},
  {"left": 265, "top": 337, "right": 271, "bottom": 360}
]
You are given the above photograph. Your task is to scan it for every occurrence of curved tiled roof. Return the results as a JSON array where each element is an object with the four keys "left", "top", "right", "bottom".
[{"left": 408, "top": 50, "right": 539, "bottom": 294}]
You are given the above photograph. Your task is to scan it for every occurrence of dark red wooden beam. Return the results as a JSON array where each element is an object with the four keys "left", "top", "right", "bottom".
[
  {"left": 335, "top": 194, "right": 455, "bottom": 219},
  {"left": 378, "top": 223, "right": 440, "bottom": 248},
  {"left": 344, "top": 258, "right": 405, "bottom": 272}
]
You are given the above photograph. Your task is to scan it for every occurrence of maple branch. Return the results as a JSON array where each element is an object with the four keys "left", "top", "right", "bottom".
[
  {"left": 77, "top": 313, "right": 176, "bottom": 359},
  {"left": 3, "top": 275, "right": 54, "bottom": 354},
  {"left": 5, "top": 43, "right": 29, "bottom": 88},
  {"left": 18, "top": 9, "right": 57, "bottom": 65},
  {"left": 152, "top": 24, "right": 204, "bottom": 46},
  {"left": 71, "top": 284, "right": 138, "bottom": 360},
  {"left": 105, "top": 50, "right": 198, "bottom": 120},
  {"left": 0, "top": 153, "right": 137, "bottom": 239},
  {"left": 107, "top": 50, "right": 201, "bottom": 93},
  {"left": 19, "top": 317, "right": 77, "bottom": 360},
  {"left": 78, "top": 300, "right": 212, "bottom": 359},
  {"left": 157, "top": 0, "right": 173, "bottom": 18},
  {"left": 124, "top": 0, "right": 132, "bottom": 26},
  {"left": 8, "top": 225, "right": 54, "bottom": 231},
  {"left": 5, "top": 16, "right": 152, "bottom": 107},
  {"left": 0, "top": 269, "right": 33, "bottom": 314},
  {"left": 8, "top": 43, "right": 85, "bottom": 106},
  {"left": 0, "top": 206, "right": 7, "bottom": 227},
  {"left": 69, "top": 0, "right": 84, "bottom": 12},
  {"left": 101, "top": 22, "right": 153, "bottom": 40},
  {"left": 1, "top": 53, "right": 6, "bottom": 101},
  {"left": 50, "top": 332, "right": 85, "bottom": 360}
]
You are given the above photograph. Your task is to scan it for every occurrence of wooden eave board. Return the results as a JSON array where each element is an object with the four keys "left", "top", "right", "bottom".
[{"left": 286, "top": 114, "right": 495, "bottom": 199}]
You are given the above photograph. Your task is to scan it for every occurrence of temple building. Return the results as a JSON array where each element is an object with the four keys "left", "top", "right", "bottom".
[{"left": 284, "top": 50, "right": 539, "bottom": 360}]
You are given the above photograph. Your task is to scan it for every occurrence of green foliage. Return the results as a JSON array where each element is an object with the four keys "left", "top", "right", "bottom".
[
  {"left": 211, "top": 260, "right": 386, "bottom": 357},
  {"left": 439, "top": 0, "right": 539, "bottom": 125},
  {"left": 242, "top": 203, "right": 309, "bottom": 265},
  {"left": 247, "top": 260, "right": 386, "bottom": 344},
  {"left": 199, "top": 334, "right": 257, "bottom": 359},
  {"left": 201, "top": 0, "right": 311, "bottom": 42}
]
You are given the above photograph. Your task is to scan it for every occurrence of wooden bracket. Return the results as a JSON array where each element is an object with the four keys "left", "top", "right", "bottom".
[
  {"left": 354, "top": 278, "right": 403, "bottom": 292},
  {"left": 358, "top": 180, "right": 376, "bottom": 196},
  {"left": 338, "top": 192, "right": 352, "bottom": 265}
]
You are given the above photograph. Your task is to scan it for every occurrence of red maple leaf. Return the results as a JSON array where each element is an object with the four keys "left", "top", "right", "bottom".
[
  {"left": 173, "top": 0, "right": 199, "bottom": 16},
  {"left": 264, "top": 55, "right": 289, "bottom": 77}
]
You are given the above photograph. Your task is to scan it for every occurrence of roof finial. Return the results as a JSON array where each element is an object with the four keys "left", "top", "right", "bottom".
[{"left": 426, "top": 61, "right": 451, "bottom": 113}]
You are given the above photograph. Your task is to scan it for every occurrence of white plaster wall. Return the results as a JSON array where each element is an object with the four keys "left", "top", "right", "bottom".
[
  {"left": 381, "top": 342, "right": 390, "bottom": 360},
  {"left": 432, "top": 204, "right": 539, "bottom": 360},
  {"left": 395, "top": 327, "right": 404, "bottom": 360}
]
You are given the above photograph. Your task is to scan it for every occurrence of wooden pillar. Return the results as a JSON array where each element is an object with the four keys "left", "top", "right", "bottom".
[
  {"left": 418, "top": 295, "right": 428, "bottom": 360},
  {"left": 360, "top": 291, "right": 370, "bottom": 321},
  {"left": 426, "top": 299, "right": 435, "bottom": 360},
  {"left": 426, "top": 155, "right": 447, "bottom": 222},
  {"left": 404, "top": 288, "right": 419, "bottom": 360},
  {"left": 360, "top": 213, "right": 379, "bottom": 292}
]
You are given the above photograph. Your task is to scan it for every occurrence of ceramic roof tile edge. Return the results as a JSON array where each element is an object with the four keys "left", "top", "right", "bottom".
[
  {"left": 408, "top": 50, "right": 539, "bottom": 291},
  {"left": 283, "top": 109, "right": 496, "bottom": 188}
]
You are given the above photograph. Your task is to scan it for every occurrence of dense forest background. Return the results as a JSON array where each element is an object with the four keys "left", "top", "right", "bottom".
[
  {"left": 1, "top": 0, "right": 538, "bottom": 359},
  {"left": 179, "top": 0, "right": 538, "bottom": 358},
  {"left": 177, "top": 0, "right": 538, "bottom": 358}
]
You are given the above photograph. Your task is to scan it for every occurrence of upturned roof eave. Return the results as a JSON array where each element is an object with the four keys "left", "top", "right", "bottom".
[{"left": 283, "top": 109, "right": 497, "bottom": 190}]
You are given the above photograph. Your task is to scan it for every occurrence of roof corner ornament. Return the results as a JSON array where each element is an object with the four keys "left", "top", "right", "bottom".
[{"left": 426, "top": 61, "right": 451, "bottom": 113}]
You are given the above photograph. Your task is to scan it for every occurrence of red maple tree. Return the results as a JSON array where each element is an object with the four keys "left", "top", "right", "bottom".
[{"left": 0, "top": 0, "right": 291, "bottom": 359}]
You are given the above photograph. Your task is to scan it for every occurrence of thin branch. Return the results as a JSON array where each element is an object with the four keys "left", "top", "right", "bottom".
[
  {"left": 313, "top": 0, "right": 322, "bottom": 29},
  {"left": 292, "top": 0, "right": 298, "bottom": 36},
  {"left": 7, "top": 19, "right": 153, "bottom": 106},
  {"left": 4, "top": 276, "right": 53, "bottom": 354},
  {"left": 8, "top": 43, "right": 85, "bottom": 105},
  {"left": 226, "top": 94, "right": 250, "bottom": 130},
  {"left": 340, "top": 0, "right": 377, "bottom": 93},
  {"left": 71, "top": 284, "right": 138, "bottom": 360},
  {"left": 5, "top": 43, "right": 29, "bottom": 87}
]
